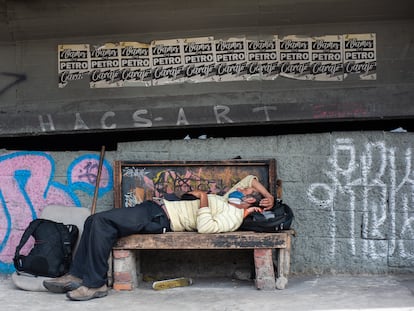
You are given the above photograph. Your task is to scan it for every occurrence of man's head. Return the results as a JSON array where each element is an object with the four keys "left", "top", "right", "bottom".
[{"left": 243, "top": 191, "right": 264, "bottom": 206}]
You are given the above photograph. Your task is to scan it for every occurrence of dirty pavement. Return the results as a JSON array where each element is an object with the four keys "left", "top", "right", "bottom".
[{"left": 1, "top": 274, "right": 413, "bottom": 311}]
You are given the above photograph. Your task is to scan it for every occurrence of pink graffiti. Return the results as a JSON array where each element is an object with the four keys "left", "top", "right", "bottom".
[
  {"left": 0, "top": 153, "right": 76, "bottom": 264},
  {"left": 70, "top": 159, "right": 109, "bottom": 188}
]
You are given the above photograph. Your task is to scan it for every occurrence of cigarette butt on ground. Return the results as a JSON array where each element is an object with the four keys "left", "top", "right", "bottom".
[{"left": 152, "top": 277, "right": 193, "bottom": 290}]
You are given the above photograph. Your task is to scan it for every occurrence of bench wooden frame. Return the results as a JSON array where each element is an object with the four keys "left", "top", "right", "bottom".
[{"left": 112, "top": 159, "right": 294, "bottom": 291}]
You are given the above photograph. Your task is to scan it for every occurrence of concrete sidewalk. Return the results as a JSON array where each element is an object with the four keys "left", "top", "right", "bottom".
[{"left": 1, "top": 274, "right": 413, "bottom": 311}]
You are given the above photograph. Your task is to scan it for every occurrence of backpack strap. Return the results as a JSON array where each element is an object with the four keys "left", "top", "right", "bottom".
[
  {"left": 13, "top": 219, "right": 44, "bottom": 270},
  {"left": 55, "top": 223, "right": 73, "bottom": 271}
]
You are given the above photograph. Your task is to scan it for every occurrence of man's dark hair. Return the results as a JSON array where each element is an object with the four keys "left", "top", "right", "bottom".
[{"left": 245, "top": 191, "right": 264, "bottom": 206}]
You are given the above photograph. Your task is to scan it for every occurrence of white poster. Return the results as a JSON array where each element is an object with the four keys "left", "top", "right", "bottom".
[
  {"left": 214, "top": 37, "right": 247, "bottom": 82},
  {"left": 310, "top": 35, "right": 343, "bottom": 81},
  {"left": 57, "top": 32, "right": 377, "bottom": 87},
  {"left": 119, "top": 42, "right": 151, "bottom": 87},
  {"left": 279, "top": 35, "right": 311, "bottom": 80},
  {"left": 89, "top": 43, "right": 122, "bottom": 88},
  {"left": 58, "top": 44, "right": 90, "bottom": 88},
  {"left": 151, "top": 39, "right": 185, "bottom": 86},
  {"left": 246, "top": 36, "right": 279, "bottom": 80},
  {"left": 183, "top": 37, "right": 216, "bottom": 83},
  {"left": 343, "top": 33, "right": 376, "bottom": 80}
]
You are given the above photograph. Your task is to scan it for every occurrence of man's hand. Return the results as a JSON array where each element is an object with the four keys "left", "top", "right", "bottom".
[
  {"left": 259, "top": 196, "right": 274, "bottom": 210},
  {"left": 245, "top": 206, "right": 262, "bottom": 216},
  {"left": 251, "top": 178, "right": 275, "bottom": 210},
  {"left": 188, "top": 190, "right": 208, "bottom": 208},
  {"left": 188, "top": 190, "right": 203, "bottom": 198}
]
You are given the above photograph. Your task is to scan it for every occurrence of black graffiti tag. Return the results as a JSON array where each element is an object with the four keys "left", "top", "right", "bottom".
[{"left": 0, "top": 72, "right": 27, "bottom": 96}]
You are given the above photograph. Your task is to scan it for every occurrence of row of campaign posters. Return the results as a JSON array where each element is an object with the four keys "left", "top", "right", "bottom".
[{"left": 58, "top": 33, "right": 376, "bottom": 88}]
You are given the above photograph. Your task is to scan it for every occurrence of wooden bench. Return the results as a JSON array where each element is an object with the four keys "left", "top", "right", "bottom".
[
  {"left": 112, "top": 230, "right": 294, "bottom": 291},
  {"left": 111, "top": 159, "right": 294, "bottom": 291}
]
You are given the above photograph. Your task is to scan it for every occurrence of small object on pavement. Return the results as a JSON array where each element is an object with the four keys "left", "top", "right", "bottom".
[{"left": 152, "top": 277, "right": 193, "bottom": 290}]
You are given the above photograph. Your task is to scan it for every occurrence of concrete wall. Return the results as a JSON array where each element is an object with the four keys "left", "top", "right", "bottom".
[
  {"left": 0, "top": 150, "right": 115, "bottom": 274},
  {"left": 0, "top": 9, "right": 414, "bottom": 137},
  {"left": 1, "top": 131, "right": 413, "bottom": 277},
  {"left": 1, "top": 1, "right": 413, "bottom": 280},
  {"left": 116, "top": 132, "right": 414, "bottom": 276}
]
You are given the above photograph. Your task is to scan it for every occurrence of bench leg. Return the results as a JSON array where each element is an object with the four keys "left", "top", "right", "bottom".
[
  {"left": 253, "top": 248, "right": 276, "bottom": 291},
  {"left": 112, "top": 249, "right": 138, "bottom": 291},
  {"left": 276, "top": 234, "right": 291, "bottom": 290}
]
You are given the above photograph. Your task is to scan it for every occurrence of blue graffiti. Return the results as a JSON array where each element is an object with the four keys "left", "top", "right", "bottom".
[
  {"left": 15, "top": 170, "right": 38, "bottom": 219},
  {"left": 67, "top": 154, "right": 113, "bottom": 197},
  {"left": 0, "top": 151, "right": 113, "bottom": 274}
]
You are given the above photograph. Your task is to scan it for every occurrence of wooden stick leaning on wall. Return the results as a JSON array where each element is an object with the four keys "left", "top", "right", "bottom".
[
  {"left": 89, "top": 146, "right": 112, "bottom": 285},
  {"left": 91, "top": 145, "right": 105, "bottom": 215}
]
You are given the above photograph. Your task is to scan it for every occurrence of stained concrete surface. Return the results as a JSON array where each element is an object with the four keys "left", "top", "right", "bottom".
[{"left": 1, "top": 274, "right": 413, "bottom": 311}]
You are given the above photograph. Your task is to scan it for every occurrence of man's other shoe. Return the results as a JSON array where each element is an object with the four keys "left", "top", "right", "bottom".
[
  {"left": 66, "top": 284, "right": 108, "bottom": 301},
  {"left": 43, "top": 274, "right": 82, "bottom": 293}
]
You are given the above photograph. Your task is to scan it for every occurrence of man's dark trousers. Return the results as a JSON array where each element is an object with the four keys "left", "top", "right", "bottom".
[{"left": 69, "top": 201, "right": 170, "bottom": 288}]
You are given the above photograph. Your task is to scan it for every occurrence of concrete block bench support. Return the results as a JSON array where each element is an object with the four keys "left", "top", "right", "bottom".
[{"left": 112, "top": 230, "right": 294, "bottom": 291}]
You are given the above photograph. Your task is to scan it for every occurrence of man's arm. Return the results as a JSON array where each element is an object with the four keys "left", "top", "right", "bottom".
[
  {"left": 228, "top": 201, "right": 251, "bottom": 209},
  {"left": 251, "top": 179, "right": 274, "bottom": 210},
  {"left": 189, "top": 191, "right": 244, "bottom": 233}
]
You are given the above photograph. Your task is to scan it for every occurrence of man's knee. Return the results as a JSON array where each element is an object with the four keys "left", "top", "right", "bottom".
[{"left": 83, "top": 214, "right": 94, "bottom": 228}]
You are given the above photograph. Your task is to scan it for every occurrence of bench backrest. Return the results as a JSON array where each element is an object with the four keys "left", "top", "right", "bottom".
[{"left": 114, "top": 159, "right": 276, "bottom": 209}]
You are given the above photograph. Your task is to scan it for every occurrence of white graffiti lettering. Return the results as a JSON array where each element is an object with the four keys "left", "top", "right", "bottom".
[
  {"left": 307, "top": 138, "right": 414, "bottom": 265},
  {"left": 38, "top": 105, "right": 281, "bottom": 133}
]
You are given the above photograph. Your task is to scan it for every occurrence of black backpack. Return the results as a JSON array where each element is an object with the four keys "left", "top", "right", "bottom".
[
  {"left": 239, "top": 200, "right": 294, "bottom": 232},
  {"left": 13, "top": 219, "right": 79, "bottom": 277}
]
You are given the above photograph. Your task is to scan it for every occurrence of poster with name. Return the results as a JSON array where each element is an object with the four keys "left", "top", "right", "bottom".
[
  {"left": 89, "top": 43, "right": 121, "bottom": 88},
  {"left": 214, "top": 37, "right": 247, "bottom": 82},
  {"left": 58, "top": 33, "right": 377, "bottom": 88},
  {"left": 119, "top": 42, "right": 151, "bottom": 87},
  {"left": 151, "top": 39, "right": 185, "bottom": 86},
  {"left": 279, "top": 35, "right": 311, "bottom": 80},
  {"left": 310, "top": 35, "right": 343, "bottom": 81},
  {"left": 246, "top": 36, "right": 279, "bottom": 80},
  {"left": 58, "top": 44, "right": 90, "bottom": 88},
  {"left": 344, "top": 33, "right": 376, "bottom": 80},
  {"left": 183, "top": 37, "right": 216, "bottom": 83}
]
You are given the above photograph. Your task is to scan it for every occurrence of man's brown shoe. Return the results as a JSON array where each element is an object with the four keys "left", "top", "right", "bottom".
[
  {"left": 43, "top": 274, "right": 82, "bottom": 293},
  {"left": 66, "top": 284, "right": 108, "bottom": 301}
]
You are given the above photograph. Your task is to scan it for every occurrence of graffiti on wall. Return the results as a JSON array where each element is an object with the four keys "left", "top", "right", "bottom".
[
  {"left": 121, "top": 168, "right": 246, "bottom": 208},
  {"left": 307, "top": 138, "right": 414, "bottom": 266},
  {"left": 0, "top": 72, "right": 27, "bottom": 96},
  {"left": 0, "top": 151, "right": 113, "bottom": 273},
  {"left": 115, "top": 160, "right": 273, "bottom": 209}
]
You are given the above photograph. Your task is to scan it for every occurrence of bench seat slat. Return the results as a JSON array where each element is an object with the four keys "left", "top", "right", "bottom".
[{"left": 114, "top": 231, "right": 288, "bottom": 250}]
